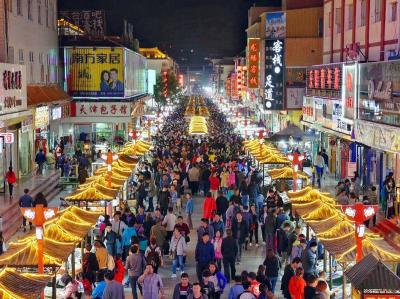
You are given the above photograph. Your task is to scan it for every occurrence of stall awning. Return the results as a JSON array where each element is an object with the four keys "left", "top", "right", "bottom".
[{"left": 27, "top": 85, "right": 71, "bottom": 106}]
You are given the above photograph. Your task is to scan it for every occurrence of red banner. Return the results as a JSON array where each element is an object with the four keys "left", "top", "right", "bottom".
[
  {"left": 247, "top": 38, "right": 260, "bottom": 88},
  {"left": 364, "top": 295, "right": 400, "bottom": 299}
]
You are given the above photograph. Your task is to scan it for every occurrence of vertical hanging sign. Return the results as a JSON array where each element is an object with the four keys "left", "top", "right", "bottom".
[
  {"left": 265, "top": 39, "right": 285, "bottom": 109},
  {"left": 247, "top": 38, "right": 260, "bottom": 88}
]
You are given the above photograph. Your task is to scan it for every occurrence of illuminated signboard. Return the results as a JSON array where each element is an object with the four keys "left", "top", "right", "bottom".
[
  {"left": 247, "top": 38, "right": 260, "bottom": 88},
  {"left": 265, "top": 39, "right": 284, "bottom": 110},
  {"left": 306, "top": 63, "right": 343, "bottom": 99}
]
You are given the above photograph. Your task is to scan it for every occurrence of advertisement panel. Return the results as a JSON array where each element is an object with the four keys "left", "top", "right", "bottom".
[
  {"left": 266, "top": 12, "right": 286, "bottom": 39},
  {"left": 265, "top": 39, "right": 284, "bottom": 110},
  {"left": 59, "top": 10, "right": 106, "bottom": 37},
  {"left": 247, "top": 38, "right": 260, "bottom": 88},
  {"left": 64, "top": 47, "right": 124, "bottom": 98},
  {"left": 0, "top": 63, "right": 27, "bottom": 115},
  {"left": 342, "top": 64, "right": 357, "bottom": 120},
  {"left": 358, "top": 60, "right": 400, "bottom": 127},
  {"left": 147, "top": 69, "right": 156, "bottom": 94},
  {"left": 124, "top": 49, "right": 147, "bottom": 98}
]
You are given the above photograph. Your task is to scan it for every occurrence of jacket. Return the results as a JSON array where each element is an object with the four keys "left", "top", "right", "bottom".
[
  {"left": 288, "top": 276, "right": 306, "bottom": 299},
  {"left": 209, "top": 176, "right": 220, "bottom": 190},
  {"left": 216, "top": 196, "right": 229, "bottom": 215},
  {"left": 228, "top": 284, "right": 245, "bottom": 299},
  {"left": 150, "top": 223, "right": 167, "bottom": 248},
  {"left": 95, "top": 246, "right": 108, "bottom": 269},
  {"left": 187, "top": 294, "right": 208, "bottom": 299},
  {"left": 231, "top": 219, "right": 249, "bottom": 244},
  {"left": 301, "top": 248, "right": 317, "bottom": 275},
  {"left": 5, "top": 171, "right": 16, "bottom": 184},
  {"left": 125, "top": 253, "right": 145, "bottom": 277},
  {"left": 186, "top": 198, "right": 194, "bottom": 214},
  {"left": 188, "top": 167, "right": 200, "bottom": 182},
  {"left": 19, "top": 194, "right": 33, "bottom": 207},
  {"left": 173, "top": 283, "right": 192, "bottom": 299},
  {"left": 122, "top": 227, "right": 137, "bottom": 247},
  {"left": 264, "top": 213, "right": 277, "bottom": 234},
  {"left": 158, "top": 191, "right": 170, "bottom": 208},
  {"left": 221, "top": 236, "right": 238, "bottom": 259},
  {"left": 169, "top": 235, "right": 187, "bottom": 256},
  {"left": 195, "top": 240, "right": 214, "bottom": 266},
  {"left": 211, "top": 220, "right": 225, "bottom": 236},
  {"left": 203, "top": 197, "right": 217, "bottom": 219},
  {"left": 197, "top": 225, "right": 215, "bottom": 242},
  {"left": 281, "top": 264, "right": 295, "bottom": 298},
  {"left": 210, "top": 271, "right": 228, "bottom": 292},
  {"left": 263, "top": 255, "right": 280, "bottom": 277}
]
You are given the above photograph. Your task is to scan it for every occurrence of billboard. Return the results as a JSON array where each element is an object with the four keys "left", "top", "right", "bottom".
[
  {"left": 265, "top": 39, "right": 285, "bottom": 110},
  {"left": 59, "top": 10, "right": 106, "bottom": 37},
  {"left": 266, "top": 12, "right": 286, "bottom": 39},
  {"left": 64, "top": 47, "right": 124, "bottom": 98},
  {"left": 124, "top": 49, "right": 147, "bottom": 97},
  {"left": 247, "top": 38, "right": 260, "bottom": 89},
  {"left": 72, "top": 102, "right": 130, "bottom": 117},
  {"left": 0, "top": 63, "right": 27, "bottom": 115}
]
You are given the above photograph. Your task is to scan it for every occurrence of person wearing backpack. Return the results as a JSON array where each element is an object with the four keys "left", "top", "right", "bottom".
[
  {"left": 125, "top": 245, "right": 145, "bottom": 299},
  {"left": 144, "top": 236, "right": 163, "bottom": 273}
]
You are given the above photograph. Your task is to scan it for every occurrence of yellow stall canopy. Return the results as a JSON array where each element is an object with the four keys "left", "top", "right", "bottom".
[
  {"left": 267, "top": 167, "right": 309, "bottom": 180},
  {"left": 189, "top": 116, "right": 208, "bottom": 135}
]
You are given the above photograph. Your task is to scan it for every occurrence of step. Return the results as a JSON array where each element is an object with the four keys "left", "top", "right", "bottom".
[{"left": 371, "top": 222, "right": 400, "bottom": 252}]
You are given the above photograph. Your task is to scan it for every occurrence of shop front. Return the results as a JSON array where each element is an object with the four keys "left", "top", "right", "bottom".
[
  {"left": 19, "top": 115, "right": 34, "bottom": 176},
  {"left": 34, "top": 105, "right": 49, "bottom": 154}
]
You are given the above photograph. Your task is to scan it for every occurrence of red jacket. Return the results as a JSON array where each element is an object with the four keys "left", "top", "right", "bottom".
[
  {"left": 203, "top": 197, "right": 216, "bottom": 219},
  {"left": 209, "top": 176, "right": 220, "bottom": 191},
  {"left": 288, "top": 276, "right": 306, "bottom": 299},
  {"left": 6, "top": 171, "right": 16, "bottom": 184},
  {"left": 114, "top": 259, "right": 125, "bottom": 283}
]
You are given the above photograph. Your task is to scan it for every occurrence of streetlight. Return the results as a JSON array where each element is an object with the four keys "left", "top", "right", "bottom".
[{"left": 287, "top": 152, "right": 304, "bottom": 192}]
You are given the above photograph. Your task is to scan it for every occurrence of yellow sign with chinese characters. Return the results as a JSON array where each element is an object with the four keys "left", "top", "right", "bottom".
[{"left": 64, "top": 47, "right": 124, "bottom": 98}]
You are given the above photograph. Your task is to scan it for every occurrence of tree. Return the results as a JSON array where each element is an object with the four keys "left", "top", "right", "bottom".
[{"left": 153, "top": 71, "right": 182, "bottom": 110}]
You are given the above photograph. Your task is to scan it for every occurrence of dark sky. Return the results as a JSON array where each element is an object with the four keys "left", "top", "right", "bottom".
[{"left": 59, "top": 0, "right": 281, "bottom": 67}]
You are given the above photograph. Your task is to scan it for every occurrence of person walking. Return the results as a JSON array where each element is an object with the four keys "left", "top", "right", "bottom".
[
  {"left": 19, "top": 188, "right": 33, "bottom": 231},
  {"left": 94, "top": 241, "right": 108, "bottom": 272},
  {"left": 188, "top": 164, "right": 200, "bottom": 195},
  {"left": 5, "top": 166, "right": 16, "bottom": 199},
  {"left": 231, "top": 212, "right": 249, "bottom": 263},
  {"left": 288, "top": 268, "right": 306, "bottom": 299},
  {"left": 203, "top": 192, "right": 217, "bottom": 220},
  {"left": 170, "top": 227, "right": 187, "bottom": 278},
  {"left": 185, "top": 192, "right": 194, "bottom": 229},
  {"left": 195, "top": 232, "right": 215, "bottom": 282},
  {"left": 82, "top": 244, "right": 99, "bottom": 286},
  {"left": 263, "top": 248, "right": 280, "bottom": 294},
  {"left": 209, "top": 172, "right": 220, "bottom": 200},
  {"left": 150, "top": 218, "right": 167, "bottom": 250},
  {"left": 249, "top": 205, "right": 259, "bottom": 247},
  {"left": 188, "top": 282, "right": 208, "bottom": 299},
  {"left": 138, "top": 263, "right": 165, "bottom": 299},
  {"left": 144, "top": 237, "right": 163, "bottom": 273},
  {"left": 125, "top": 245, "right": 145, "bottom": 299},
  {"left": 301, "top": 241, "right": 318, "bottom": 276},
  {"left": 281, "top": 257, "right": 302, "bottom": 299},
  {"left": 216, "top": 191, "right": 229, "bottom": 223},
  {"left": 221, "top": 228, "right": 238, "bottom": 282},
  {"left": 162, "top": 207, "right": 177, "bottom": 243},
  {"left": 173, "top": 273, "right": 192, "bottom": 299},
  {"left": 209, "top": 262, "right": 228, "bottom": 299},
  {"left": 102, "top": 270, "right": 125, "bottom": 299},
  {"left": 35, "top": 148, "right": 46, "bottom": 175},
  {"left": 264, "top": 208, "right": 277, "bottom": 251}
]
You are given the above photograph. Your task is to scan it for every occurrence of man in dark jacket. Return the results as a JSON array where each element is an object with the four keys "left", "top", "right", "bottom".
[
  {"left": 19, "top": 188, "right": 33, "bottom": 232},
  {"left": 216, "top": 191, "right": 229, "bottom": 223},
  {"left": 281, "top": 257, "right": 302, "bottom": 299},
  {"left": 35, "top": 149, "right": 46, "bottom": 175},
  {"left": 301, "top": 241, "right": 318, "bottom": 276},
  {"left": 195, "top": 232, "right": 215, "bottom": 282},
  {"left": 264, "top": 208, "right": 277, "bottom": 250},
  {"left": 231, "top": 212, "right": 249, "bottom": 263},
  {"left": 221, "top": 229, "right": 238, "bottom": 281},
  {"left": 158, "top": 185, "right": 170, "bottom": 216}
]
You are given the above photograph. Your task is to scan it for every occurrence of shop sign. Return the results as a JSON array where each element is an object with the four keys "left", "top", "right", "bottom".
[
  {"left": 0, "top": 132, "right": 14, "bottom": 144},
  {"left": 306, "top": 64, "right": 342, "bottom": 99},
  {"left": 364, "top": 296, "right": 400, "bottom": 299},
  {"left": 265, "top": 39, "right": 284, "bottom": 110},
  {"left": 302, "top": 96, "right": 314, "bottom": 123},
  {"left": 346, "top": 162, "right": 357, "bottom": 177},
  {"left": 64, "top": 47, "right": 124, "bottom": 98},
  {"left": 265, "top": 12, "right": 286, "bottom": 39},
  {"left": 286, "top": 88, "right": 304, "bottom": 109},
  {"left": 247, "top": 38, "right": 260, "bottom": 88},
  {"left": 73, "top": 102, "right": 130, "bottom": 117},
  {"left": 21, "top": 115, "right": 33, "bottom": 133},
  {"left": 52, "top": 107, "right": 61, "bottom": 120},
  {"left": 354, "top": 119, "right": 400, "bottom": 152},
  {"left": 0, "top": 63, "right": 27, "bottom": 115},
  {"left": 35, "top": 106, "right": 49, "bottom": 128},
  {"left": 342, "top": 64, "right": 357, "bottom": 120},
  {"left": 358, "top": 61, "right": 400, "bottom": 127},
  {"left": 59, "top": 10, "right": 106, "bottom": 37}
]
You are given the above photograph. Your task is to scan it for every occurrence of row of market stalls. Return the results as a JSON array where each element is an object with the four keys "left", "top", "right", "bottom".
[
  {"left": 0, "top": 140, "right": 151, "bottom": 298},
  {"left": 243, "top": 139, "right": 400, "bottom": 298}
]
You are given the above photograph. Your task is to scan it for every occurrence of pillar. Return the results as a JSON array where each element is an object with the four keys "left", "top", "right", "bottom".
[
  {"left": 71, "top": 249, "right": 76, "bottom": 280},
  {"left": 342, "top": 263, "right": 347, "bottom": 299},
  {"left": 52, "top": 267, "right": 57, "bottom": 299},
  {"left": 329, "top": 253, "right": 333, "bottom": 289},
  {"left": 323, "top": 249, "right": 327, "bottom": 272}
]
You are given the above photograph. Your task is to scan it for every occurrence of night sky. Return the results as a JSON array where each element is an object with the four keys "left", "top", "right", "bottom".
[{"left": 59, "top": 0, "right": 281, "bottom": 67}]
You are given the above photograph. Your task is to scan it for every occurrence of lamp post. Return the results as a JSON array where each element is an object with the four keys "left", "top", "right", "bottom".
[
  {"left": 341, "top": 202, "right": 378, "bottom": 262},
  {"left": 101, "top": 149, "right": 118, "bottom": 188},
  {"left": 21, "top": 204, "right": 58, "bottom": 299},
  {"left": 287, "top": 152, "right": 304, "bottom": 192}
]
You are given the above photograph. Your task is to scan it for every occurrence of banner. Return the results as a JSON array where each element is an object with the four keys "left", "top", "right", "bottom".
[
  {"left": 0, "top": 63, "right": 27, "bottom": 115},
  {"left": 64, "top": 47, "right": 124, "bottom": 98},
  {"left": 265, "top": 39, "right": 285, "bottom": 110},
  {"left": 247, "top": 38, "right": 260, "bottom": 88},
  {"left": 73, "top": 102, "right": 130, "bottom": 117},
  {"left": 266, "top": 12, "right": 286, "bottom": 39}
]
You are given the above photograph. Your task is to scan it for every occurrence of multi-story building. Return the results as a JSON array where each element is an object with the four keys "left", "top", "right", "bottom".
[
  {"left": 210, "top": 58, "right": 235, "bottom": 97},
  {"left": 0, "top": 0, "right": 69, "bottom": 180},
  {"left": 140, "top": 47, "right": 179, "bottom": 75}
]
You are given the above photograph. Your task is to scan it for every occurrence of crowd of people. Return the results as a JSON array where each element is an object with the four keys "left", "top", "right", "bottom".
[{"left": 58, "top": 99, "right": 337, "bottom": 299}]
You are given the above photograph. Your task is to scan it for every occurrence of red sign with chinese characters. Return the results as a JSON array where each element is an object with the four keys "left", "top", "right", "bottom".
[
  {"left": 306, "top": 64, "right": 343, "bottom": 99},
  {"left": 364, "top": 295, "right": 400, "bottom": 299},
  {"left": 71, "top": 102, "right": 130, "bottom": 117},
  {"left": 247, "top": 38, "right": 260, "bottom": 89}
]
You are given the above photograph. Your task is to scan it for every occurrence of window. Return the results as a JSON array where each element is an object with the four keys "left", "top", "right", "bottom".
[
  {"left": 45, "top": 0, "right": 48, "bottom": 27},
  {"left": 318, "top": 17, "right": 323, "bottom": 37},
  {"left": 360, "top": 0, "right": 367, "bottom": 26},
  {"left": 375, "top": 0, "right": 382, "bottom": 22},
  {"left": 18, "top": 49, "right": 24, "bottom": 64},
  {"left": 348, "top": 4, "right": 354, "bottom": 30},
  {"left": 37, "top": 0, "right": 42, "bottom": 24},
  {"left": 28, "top": 0, "right": 32, "bottom": 20},
  {"left": 7, "top": 46, "right": 14, "bottom": 64},
  {"left": 17, "top": 0, "right": 22, "bottom": 15},
  {"left": 335, "top": 7, "right": 342, "bottom": 33},
  {"left": 391, "top": 2, "right": 398, "bottom": 22},
  {"left": 29, "top": 51, "right": 34, "bottom": 62}
]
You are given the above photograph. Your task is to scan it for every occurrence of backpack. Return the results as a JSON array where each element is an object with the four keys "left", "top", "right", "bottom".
[{"left": 146, "top": 246, "right": 161, "bottom": 268}]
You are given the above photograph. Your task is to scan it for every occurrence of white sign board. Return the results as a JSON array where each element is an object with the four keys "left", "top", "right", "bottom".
[{"left": 76, "top": 102, "right": 130, "bottom": 117}]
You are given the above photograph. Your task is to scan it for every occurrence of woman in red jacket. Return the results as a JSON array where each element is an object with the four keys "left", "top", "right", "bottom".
[
  {"left": 113, "top": 254, "right": 125, "bottom": 284},
  {"left": 209, "top": 172, "right": 220, "bottom": 199},
  {"left": 288, "top": 267, "right": 306, "bottom": 299},
  {"left": 203, "top": 191, "right": 217, "bottom": 220},
  {"left": 5, "top": 166, "right": 16, "bottom": 199}
]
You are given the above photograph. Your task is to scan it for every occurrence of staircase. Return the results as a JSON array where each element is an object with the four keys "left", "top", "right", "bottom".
[
  {"left": 1, "top": 171, "right": 62, "bottom": 241},
  {"left": 370, "top": 219, "right": 400, "bottom": 252}
]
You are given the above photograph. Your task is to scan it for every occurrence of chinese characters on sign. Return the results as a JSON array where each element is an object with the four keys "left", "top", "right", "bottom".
[
  {"left": 60, "top": 10, "right": 106, "bottom": 37},
  {"left": 265, "top": 40, "right": 284, "bottom": 110},
  {"left": 247, "top": 38, "right": 260, "bottom": 88},
  {"left": 75, "top": 102, "right": 130, "bottom": 117},
  {"left": 306, "top": 64, "right": 342, "bottom": 98},
  {"left": 35, "top": 106, "right": 49, "bottom": 128},
  {"left": 64, "top": 47, "right": 124, "bottom": 98},
  {"left": 0, "top": 63, "right": 27, "bottom": 115}
]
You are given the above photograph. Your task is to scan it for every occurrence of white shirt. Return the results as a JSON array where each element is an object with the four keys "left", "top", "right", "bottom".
[{"left": 162, "top": 213, "right": 177, "bottom": 231}]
